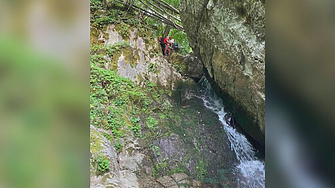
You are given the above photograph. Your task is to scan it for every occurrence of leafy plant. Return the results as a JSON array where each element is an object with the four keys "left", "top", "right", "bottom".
[
  {"left": 105, "top": 41, "right": 131, "bottom": 56},
  {"left": 196, "top": 159, "right": 207, "bottom": 181},
  {"left": 153, "top": 145, "right": 160, "bottom": 156},
  {"left": 130, "top": 116, "right": 141, "bottom": 135},
  {"left": 114, "top": 140, "right": 123, "bottom": 152},
  {"left": 97, "top": 157, "right": 110, "bottom": 173},
  {"left": 103, "top": 133, "right": 112, "bottom": 140},
  {"left": 169, "top": 28, "right": 192, "bottom": 55},
  {"left": 146, "top": 116, "right": 158, "bottom": 130},
  {"left": 94, "top": 16, "right": 116, "bottom": 28},
  {"left": 90, "top": 0, "right": 104, "bottom": 12}
]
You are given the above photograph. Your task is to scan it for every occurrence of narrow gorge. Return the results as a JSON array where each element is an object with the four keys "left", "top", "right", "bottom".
[{"left": 90, "top": 0, "right": 265, "bottom": 187}]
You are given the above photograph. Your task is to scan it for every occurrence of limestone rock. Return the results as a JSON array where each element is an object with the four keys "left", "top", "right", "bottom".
[
  {"left": 91, "top": 24, "right": 191, "bottom": 91},
  {"left": 90, "top": 125, "right": 142, "bottom": 188},
  {"left": 180, "top": 0, "right": 265, "bottom": 145}
]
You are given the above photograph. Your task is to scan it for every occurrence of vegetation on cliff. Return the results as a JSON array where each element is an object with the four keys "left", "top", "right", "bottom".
[
  {"left": 90, "top": 0, "right": 238, "bottom": 187},
  {"left": 90, "top": 0, "right": 191, "bottom": 54}
]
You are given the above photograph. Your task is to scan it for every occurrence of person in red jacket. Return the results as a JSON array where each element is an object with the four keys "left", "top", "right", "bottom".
[
  {"left": 163, "top": 36, "right": 172, "bottom": 56},
  {"left": 163, "top": 36, "right": 170, "bottom": 45}
]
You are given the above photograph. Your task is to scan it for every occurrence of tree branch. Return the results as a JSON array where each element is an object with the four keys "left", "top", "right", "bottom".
[
  {"left": 137, "top": 0, "right": 183, "bottom": 30},
  {"left": 145, "top": 0, "right": 181, "bottom": 22},
  {"left": 151, "top": 0, "right": 179, "bottom": 14},
  {"left": 109, "top": 0, "right": 184, "bottom": 31}
]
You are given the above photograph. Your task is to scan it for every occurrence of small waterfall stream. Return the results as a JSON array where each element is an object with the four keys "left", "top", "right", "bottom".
[{"left": 194, "top": 79, "right": 265, "bottom": 188}]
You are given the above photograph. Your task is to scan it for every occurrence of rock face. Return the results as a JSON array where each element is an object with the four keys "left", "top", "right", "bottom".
[
  {"left": 91, "top": 24, "right": 201, "bottom": 91},
  {"left": 180, "top": 0, "right": 265, "bottom": 145},
  {"left": 91, "top": 21, "right": 238, "bottom": 187}
]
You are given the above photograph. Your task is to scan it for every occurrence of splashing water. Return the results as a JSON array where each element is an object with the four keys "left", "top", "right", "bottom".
[{"left": 194, "top": 79, "right": 265, "bottom": 188}]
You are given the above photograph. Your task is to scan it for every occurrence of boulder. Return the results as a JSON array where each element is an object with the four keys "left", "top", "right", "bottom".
[{"left": 167, "top": 54, "right": 204, "bottom": 81}]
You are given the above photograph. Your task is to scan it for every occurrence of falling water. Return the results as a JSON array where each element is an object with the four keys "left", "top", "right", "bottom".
[{"left": 194, "top": 79, "right": 265, "bottom": 188}]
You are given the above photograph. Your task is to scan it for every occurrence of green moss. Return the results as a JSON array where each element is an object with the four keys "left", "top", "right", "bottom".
[
  {"left": 106, "top": 41, "right": 131, "bottom": 56},
  {"left": 95, "top": 41, "right": 131, "bottom": 70},
  {"left": 148, "top": 38, "right": 156, "bottom": 48},
  {"left": 148, "top": 62, "right": 157, "bottom": 73},
  {"left": 123, "top": 47, "right": 139, "bottom": 67},
  {"left": 90, "top": 27, "right": 100, "bottom": 45},
  {"left": 90, "top": 128, "right": 104, "bottom": 154},
  {"left": 114, "top": 22, "right": 130, "bottom": 39},
  {"left": 110, "top": 52, "right": 121, "bottom": 70}
]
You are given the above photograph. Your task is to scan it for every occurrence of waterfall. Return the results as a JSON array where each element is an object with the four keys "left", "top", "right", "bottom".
[{"left": 194, "top": 79, "right": 265, "bottom": 188}]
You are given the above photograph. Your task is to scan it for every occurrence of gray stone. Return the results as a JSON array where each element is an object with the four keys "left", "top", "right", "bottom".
[
  {"left": 180, "top": 0, "right": 265, "bottom": 145},
  {"left": 167, "top": 54, "right": 204, "bottom": 80}
]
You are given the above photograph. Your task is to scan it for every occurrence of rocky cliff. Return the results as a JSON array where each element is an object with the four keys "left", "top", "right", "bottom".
[
  {"left": 90, "top": 4, "right": 239, "bottom": 186},
  {"left": 180, "top": 0, "right": 265, "bottom": 145}
]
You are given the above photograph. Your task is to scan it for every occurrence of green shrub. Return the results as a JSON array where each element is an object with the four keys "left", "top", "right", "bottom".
[
  {"left": 97, "top": 157, "right": 110, "bottom": 173},
  {"left": 146, "top": 116, "right": 158, "bottom": 130}
]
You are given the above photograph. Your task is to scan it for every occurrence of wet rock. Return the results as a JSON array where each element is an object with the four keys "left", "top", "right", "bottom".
[{"left": 143, "top": 96, "right": 238, "bottom": 186}]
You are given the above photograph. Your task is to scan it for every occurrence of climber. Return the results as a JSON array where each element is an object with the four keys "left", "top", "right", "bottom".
[
  {"left": 164, "top": 36, "right": 173, "bottom": 56},
  {"left": 159, "top": 36, "right": 166, "bottom": 56},
  {"left": 163, "top": 36, "right": 170, "bottom": 45}
]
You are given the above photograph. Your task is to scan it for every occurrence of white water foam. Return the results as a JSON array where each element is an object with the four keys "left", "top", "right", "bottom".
[{"left": 194, "top": 79, "right": 265, "bottom": 188}]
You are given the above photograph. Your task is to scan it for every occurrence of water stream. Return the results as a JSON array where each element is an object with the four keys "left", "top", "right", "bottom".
[{"left": 194, "top": 79, "right": 265, "bottom": 188}]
